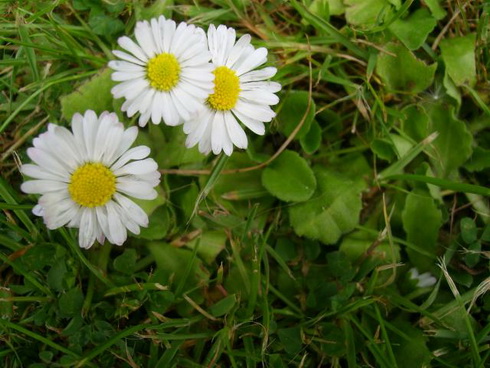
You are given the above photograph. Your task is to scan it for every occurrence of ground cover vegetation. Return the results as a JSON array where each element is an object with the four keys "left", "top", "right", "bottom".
[{"left": 1, "top": 0, "right": 490, "bottom": 366}]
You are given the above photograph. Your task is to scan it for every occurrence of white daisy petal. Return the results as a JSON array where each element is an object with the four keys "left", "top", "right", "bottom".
[
  {"left": 116, "top": 179, "right": 157, "bottom": 200},
  {"left": 110, "top": 17, "right": 213, "bottom": 125},
  {"left": 33, "top": 204, "right": 44, "bottom": 216},
  {"left": 240, "top": 67, "right": 277, "bottom": 82},
  {"left": 235, "top": 47, "right": 268, "bottom": 76},
  {"left": 111, "top": 71, "right": 146, "bottom": 82},
  {"left": 108, "top": 60, "right": 145, "bottom": 73},
  {"left": 134, "top": 20, "right": 157, "bottom": 59},
  {"left": 79, "top": 208, "right": 97, "bottom": 249},
  {"left": 114, "top": 193, "right": 149, "bottom": 227},
  {"left": 224, "top": 112, "right": 248, "bottom": 150},
  {"left": 161, "top": 17, "right": 176, "bottom": 53},
  {"left": 21, "top": 164, "right": 66, "bottom": 181},
  {"left": 182, "top": 24, "right": 280, "bottom": 155},
  {"left": 114, "top": 126, "right": 139, "bottom": 159},
  {"left": 113, "top": 158, "right": 158, "bottom": 176},
  {"left": 211, "top": 112, "right": 232, "bottom": 155},
  {"left": 240, "top": 89, "right": 280, "bottom": 105},
  {"left": 112, "top": 50, "right": 146, "bottom": 66},
  {"left": 160, "top": 93, "right": 180, "bottom": 126},
  {"left": 111, "top": 146, "right": 151, "bottom": 171},
  {"left": 106, "top": 201, "right": 127, "bottom": 246},
  {"left": 21, "top": 111, "right": 160, "bottom": 249},
  {"left": 226, "top": 34, "right": 253, "bottom": 69},
  {"left": 241, "top": 81, "right": 282, "bottom": 93},
  {"left": 233, "top": 110, "right": 266, "bottom": 135},
  {"left": 21, "top": 180, "right": 67, "bottom": 194},
  {"left": 234, "top": 100, "right": 276, "bottom": 122},
  {"left": 117, "top": 36, "right": 148, "bottom": 62}
]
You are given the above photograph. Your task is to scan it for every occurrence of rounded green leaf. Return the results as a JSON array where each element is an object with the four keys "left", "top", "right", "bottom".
[
  {"left": 389, "top": 9, "right": 437, "bottom": 50},
  {"left": 262, "top": 150, "right": 316, "bottom": 202},
  {"left": 289, "top": 167, "right": 363, "bottom": 245},
  {"left": 60, "top": 68, "right": 115, "bottom": 121},
  {"left": 376, "top": 43, "right": 437, "bottom": 93},
  {"left": 300, "top": 120, "right": 322, "bottom": 154},
  {"left": 277, "top": 91, "right": 316, "bottom": 140},
  {"left": 440, "top": 34, "right": 476, "bottom": 87}
]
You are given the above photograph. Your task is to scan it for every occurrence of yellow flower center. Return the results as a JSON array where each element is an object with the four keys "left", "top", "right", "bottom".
[
  {"left": 147, "top": 53, "right": 181, "bottom": 91},
  {"left": 208, "top": 66, "right": 240, "bottom": 111},
  {"left": 69, "top": 163, "right": 116, "bottom": 208}
]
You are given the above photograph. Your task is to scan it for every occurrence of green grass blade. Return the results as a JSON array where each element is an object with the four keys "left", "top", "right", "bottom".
[{"left": 383, "top": 174, "right": 490, "bottom": 196}]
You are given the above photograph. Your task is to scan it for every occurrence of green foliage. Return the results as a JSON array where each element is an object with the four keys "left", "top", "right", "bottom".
[
  {"left": 277, "top": 90, "right": 316, "bottom": 139},
  {"left": 376, "top": 43, "right": 437, "bottom": 93},
  {"left": 289, "top": 167, "right": 363, "bottom": 244},
  {"left": 2, "top": 1, "right": 490, "bottom": 367},
  {"left": 402, "top": 192, "right": 442, "bottom": 271},
  {"left": 262, "top": 150, "right": 316, "bottom": 202},
  {"left": 389, "top": 9, "right": 437, "bottom": 50},
  {"left": 344, "top": 0, "right": 392, "bottom": 27},
  {"left": 427, "top": 105, "right": 473, "bottom": 177},
  {"left": 440, "top": 34, "right": 477, "bottom": 87},
  {"left": 60, "top": 68, "right": 114, "bottom": 121}
]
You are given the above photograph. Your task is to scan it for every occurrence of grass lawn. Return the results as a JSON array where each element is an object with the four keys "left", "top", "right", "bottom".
[{"left": 1, "top": 0, "right": 490, "bottom": 367}]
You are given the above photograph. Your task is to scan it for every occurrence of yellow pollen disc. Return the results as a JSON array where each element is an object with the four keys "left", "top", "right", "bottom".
[
  {"left": 69, "top": 163, "right": 116, "bottom": 208},
  {"left": 147, "top": 53, "right": 181, "bottom": 91},
  {"left": 208, "top": 66, "right": 240, "bottom": 111}
]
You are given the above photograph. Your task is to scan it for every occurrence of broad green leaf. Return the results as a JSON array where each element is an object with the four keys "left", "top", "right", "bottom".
[
  {"left": 147, "top": 242, "right": 209, "bottom": 290},
  {"left": 300, "top": 120, "right": 322, "bottom": 154},
  {"left": 153, "top": 126, "right": 204, "bottom": 168},
  {"left": 427, "top": 105, "right": 473, "bottom": 177},
  {"left": 443, "top": 71, "right": 462, "bottom": 106},
  {"left": 319, "top": 323, "right": 346, "bottom": 356},
  {"left": 345, "top": 0, "right": 392, "bottom": 27},
  {"left": 440, "top": 34, "right": 477, "bottom": 87},
  {"left": 392, "top": 320, "right": 432, "bottom": 368},
  {"left": 424, "top": 0, "right": 447, "bottom": 20},
  {"left": 402, "top": 192, "right": 442, "bottom": 270},
  {"left": 136, "top": 0, "right": 174, "bottom": 20},
  {"left": 460, "top": 217, "right": 477, "bottom": 244},
  {"left": 59, "top": 288, "right": 84, "bottom": 318},
  {"left": 209, "top": 294, "right": 237, "bottom": 317},
  {"left": 277, "top": 327, "right": 302, "bottom": 356},
  {"left": 0, "top": 288, "right": 13, "bottom": 318},
  {"left": 390, "top": 134, "right": 413, "bottom": 157},
  {"left": 47, "top": 259, "right": 68, "bottom": 292},
  {"left": 327, "top": 0, "right": 345, "bottom": 15},
  {"left": 289, "top": 167, "right": 363, "bottom": 245},
  {"left": 113, "top": 248, "right": 137, "bottom": 275},
  {"left": 376, "top": 43, "right": 437, "bottom": 93},
  {"left": 277, "top": 91, "right": 316, "bottom": 140},
  {"left": 60, "top": 68, "right": 114, "bottom": 121},
  {"left": 131, "top": 185, "right": 166, "bottom": 217},
  {"left": 138, "top": 206, "right": 170, "bottom": 240},
  {"left": 401, "top": 105, "right": 430, "bottom": 142},
  {"left": 340, "top": 231, "right": 400, "bottom": 263},
  {"left": 187, "top": 231, "right": 226, "bottom": 264},
  {"left": 389, "top": 9, "right": 437, "bottom": 50},
  {"left": 88, "top": 13, "right": 124, "bottom": 37},
  {"left": 307, "top": 0, "right": 329, "bottom": 20},
  {"left": 211, "top": 153, "right": 270, "bottom": 214},
  {"left": 275, "top": 237, "right": 298, "bottom": 262},
  {"left": 372, "top": 138, "right": 396, "bottom": 161},
  {"left": 464, "top": 241, "right": 481, "bottom": 268},
  {"left": 465, "top": 146, "right": 490, "bottom": 172},
  {"left": 262, "top": 150, "right": 317, "bottom": 202}
]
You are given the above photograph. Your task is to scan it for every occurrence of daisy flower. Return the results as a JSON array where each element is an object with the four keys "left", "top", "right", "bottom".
[
  {"left": 20, "top": 110, "right": 161, "bottom": 249},
  {"left": 408, "top": 268, "right": 437, "bottom": 288},
  {"left": 183, "top": 24, "right": 281, "bottom": 155},
  {"left": 109, "top": 16, "right": 214, "bottom": 127}
]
